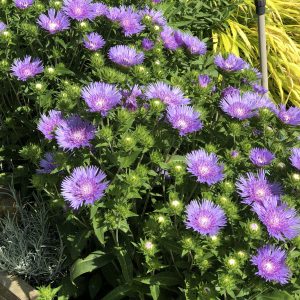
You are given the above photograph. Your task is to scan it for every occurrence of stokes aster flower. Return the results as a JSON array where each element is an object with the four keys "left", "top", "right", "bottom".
[
  {"left": 277, "top": 104, "right": 300, "bottom": 126},
  {"left": 215, "top": 53, "right": 246, "bottom": 72},
  {"left": 122, "top": 85, "right": 142, "bottom": 111},
  {"left": 236, "top": 170, "right": 282, "bottom": 205},
  {"left": 81, "top": 82, "right": 122, "bottom": 114},
  {"left": 221, "top": 86, "right": 240, "bottom": 98},
  {"left": 37, "top": 153, "right": 58, "bottom": 174},
  {"left": 253, "top": 196, "right": 300, "bottom": 240},
  {"left": 38, "top": 9, "right": 70, "bottom": 34},
  {"left": 55, "top": 115, "right": 95, "bottom": 150},
  {"left": 108, "top": 45, "right": 144, "bottom": 67},
  {"left": 139, "top": 7, "right": 167, "bottom": 26},
  {"left": 166, "top": 105, "right": 203, "bottom": 136},
  {"left": 142, "top": 38, "right": 154, "bottom": 51},
  {"left": 220, "top": 92, "right": 260, "bottom": 120},
  {"left": 251, "top": 83, "right": 268, "bottom": 95},
  {"left": 198, "top": 75, "right": 211, "bottom": 88},
  {"left": 61, "top": 166, "right": 109, "bottom": 209},
  {"left": 11, "top": 56, "right": 44, "bottom": 81},
  {"left": 0, "top": 22, "right": 7, "bottom": 33},
  {"left": 37, "top": 110, "right": 65, "bottom": 140},
  {"left": 63, "top": 0, "right": 95, "bottom": 21},
  {"left": 145, "top": 82, "right": 190, "bottom": 106},
  {"left": 251, "top": 245, "right": 291, "bottom": 284},
  {"left": 186, "top": 150, "right": 224, "bottom": 185},
  {"left": 83, "top": 32, "right": 105, "bottom": 51},
  {"left": 14, "top": 0, "right": 34, "bottom": 9},
  {"left": 249, "top": 148, "right": 274, "bottom": 167},
  {"left": 181, "top": 34, "right": 207, "bottom": 55},
  {"left": 290, "top": 148, "right": 300, "bottom": 170},
  {"left": 91, "top": 2, "right": 107, "bottom": 17},
  {"left": 185, "top": 200, "right": 227, "bottom": 236},
  {"left": 160, "top": 26, "right": 180, "bottom": 50}
]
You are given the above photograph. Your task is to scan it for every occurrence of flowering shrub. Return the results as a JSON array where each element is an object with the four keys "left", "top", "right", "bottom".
[{"left": 2, "top": 0, "right": 300, "bottom": 299}]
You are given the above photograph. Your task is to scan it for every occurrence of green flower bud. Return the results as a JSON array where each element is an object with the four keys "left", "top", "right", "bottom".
[
  {"left": 229, "top": 122, "right": 242, "bottom": 136},
  {"left": 98, "top": 126, "right": 113, "bottom": 142},
  {"left": 218, "top": 274, "right": 236, "bottom": 291}
]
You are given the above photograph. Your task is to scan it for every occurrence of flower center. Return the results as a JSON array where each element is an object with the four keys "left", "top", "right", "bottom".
[
  {"left": 75, "top": 7, "right": 83, "bottom": 15},
  {"left": 22, "top": 67, "right": 32, "bottom": 76},
  {"left": 96, "top": 98, "right": 105, "bottom": 108},
  {"left": 177, "top": 119, "right": 188, "bottom": 129},
  {"left": 282, "top": 113, "right": 290, "bottom": 122},
  {"left": 81, "top": 182, "right": 93, "bottom": 196},
  {"left": 262, "top": 260, "right": 275, "bottom": 274},
  {"left": 72, "top": 130, "right": 85, "bottom": 143},
  {"left": 235, "top": 107, "right": 246, "bottom": 116},
  {"left": 49, "top": 21, "right": 59, "bottom": 30},
  {"left": 255, "top": 188, "right": 266, "bottom": 198},
  {"left": 257, "top": 157, "right": 265, "bottom": 163},
  {"left": 269, "top": 214, "right": 281, "bottom": 227},
  {"left": 198, "top": 165, "right": 210, "bottom": 176},
  {"left": 198, "top": 215, "right": 211, "bottom": 229}
]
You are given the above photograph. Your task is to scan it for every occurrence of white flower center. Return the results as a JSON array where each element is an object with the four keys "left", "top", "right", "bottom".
[
  {"left": 269, "top": 214, "right": 281, "bottom": 227},
  {"left": 198, "top": 216, "right": 211, "bottom": 229},
  {"left": 23, "top": 68, "right": 32, "bottom": 76},
  {"left": 81, "top": 182, "right": 93, "bottom": 195},
  {"left": 198, "top": 165, "right": 210, "bottom": 176},
  {"left": 177, "top": 119, "right": 188, "bottom": 129},
  {"left": 72, "top": 130, "right": 85, "bottom": 143},
  {"left": 96, "top": 98, "right": 105, "bottom": 108},
  {"left": 255, "top": 188, "right": 265, "bottom": 198},
  {"left": 49, "top": 21, "right": 59, "bottom": 30},
  {"left": 75, "top": 7, "right": 83, "bottom": 15},
  {"left": 262, "top": 261, "right": 275, "bottom": 274},
  {"left": 282, "top": 113, "right": 290, "bottom": 122},
  {"left": 236, "top": 107, "right": 245, "bottom": 116}
]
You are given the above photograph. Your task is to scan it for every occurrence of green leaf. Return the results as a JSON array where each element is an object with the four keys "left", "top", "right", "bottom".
[
  {"left": 102, "top": 284, "right": 132, "bottom": 300},
  {"left": 256, "top": 291, "right": 294, "bottom": 300},
  {"left": 150, "top": 285, "right": 160, "bottom": 300},
  {"left": 118, "top": 150, "right": 141, "bottom": 168},
  {"left": 89, "top": 273, "right": 102, "bottom": 299},
  {"left": 114, "top": 247, "right": 133, "bottom": 283},
  {"left": 136, "top": 271, "right": 181, "bottom": 286},
  {"left": 70, "top": 251, "right": 112, "bottom": 282}
]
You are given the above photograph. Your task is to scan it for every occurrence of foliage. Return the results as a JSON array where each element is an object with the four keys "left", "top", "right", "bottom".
[
  {"left": 2, "top": 0, "right": 300, "bottom": 299},
  {"left": 37, "top": 285, "right": 61, "bottom": 300},
  {"left": 0, "top": 187, "right": 65, "bottom": 284},
  {"left": 212, "top": 0, "right": 300, "bottom": 106}
]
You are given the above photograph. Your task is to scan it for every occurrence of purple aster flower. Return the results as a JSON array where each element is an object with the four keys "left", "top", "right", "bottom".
[
  {"left": 63, "top": 0, "right": 95, "bottom": 21},
  {"left": 152, "top": 0, "right": 162, "bottom": 3},
  {"left": 255, "top": 95, "right": 277, "bottom": 113},
  {"left": 38, "top": 9, "right": 70, "bottom": 34},
  {"left": 198, "top": 75, "right": 211, "bottom": 88},
  {"left": 142, "top": 38, "right": 154, "bottom": 51},
  {"left": 251, "top": 245, "right": 291, "bottom": 284},
  {"left": 81, "top": 82, "right": 122, "bottom": 115},
  {"left": 91, "top": 2, "right": 107, "bottom": 17},
  {"left": 55, "top": 115, "right": 95, "bottom": 150},
  {"left": 185, "top": 200, "right": 227, "bottom": 236},
  {"left": 61, "top": 166, "right": 109, "bottom": 209},
  {"left": 186, "top": 150, "right": 224, "bottom": 185},
  {"left": 117, "top": 6, "right": 145, "bottom": 36},
  {"left": 139, "top": 7, "right": 167, "bottom": 26},
  {"left": 14, "top": 0, "right": 34, "bottom": 9},
  {"left": 108, "top": 45, "right": 144, "bottom": 67},
  {"left": 214, "top": 53, "right": 246, "bottom": 72},
  {"left": 249, "top": 148, "right": 275, "bottom": 167},
  {"left": 173, "top": 30, "right": 185, "bottom": 46},
  {"left": 221, "top": 86, "right": 240, "bottom": 98},
  {"left": 105, "top": 7, "right": 122, "bottom": 21},
  {"left": 253, "top": 196, "right": 300, "bottom": 240},
  {"left": 231, "top": 150, "right": 239, "bottom": 158},
  {"left": 145, "top": 82, "right": 190, "bottom": 106},
  {"left": 11, "top": 56, "right": 44, "bottom": 81},
  {"left": 236, "top": 170, "right": 282, "bottom": 206},
  {"left": 277, "top": 105, "right": 300, "bottom": 126},
  {"left": 220, "top": 92, "right": 260, "bottom": 120},
  {"left": 181, "top": 33, "right": 207, "bottom": 55},
  {"left": 167, "top": 105, "right": 203, "bottom": 136},
  {"left": 290, "top": 148, "right": 300, "bottom": 170},
  {"left": 83, "top": 32, "right": 105, "bottom": 51},
  {"left": 0, "top": 22, "right": 7, "bottom": 33},
  {"left": 122, "top": 85, "right": 142, "bottom": 111},
  {"left": 37, "top": 110, "right": 65, "bottom": 140},
  {"left": 252, "top": 83, "right": 268, "bottom": 95},
  {"left": 160, "top": 26, "right": 180, "bottom": 50},
  {"left": 36, "top": 152, "right": 58, "bottom": 174}
]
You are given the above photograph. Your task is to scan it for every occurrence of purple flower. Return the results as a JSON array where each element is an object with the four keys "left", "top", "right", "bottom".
[
  {"left": 236, "top": 170, "right": 282, "bottom": 206},
  {"left": 253, "top": 197, "right": 300, "bottom": 240},
  {"left": 55, "top": 115, "right": 95, "bottom": 150},
  {"left": 249, "top": 148, "right": 275, "bottom": 167},
  {"left": 37, "top": 110, "right": 65, "bottom": 140},
  {"left": 61, "top": 166, "right": 109, "bottom": 209},
  {"left": 83, "top": 32, "right": 105, "bottom": 51},
  {"left": 122, "top": 85, "right": 142, "bottom": 111},
  {"left": 0, "top": 22, "right": 7, "bottom": 32},
  {"left": 231, "top": 150, "right": 239, "bottom": 158},
  {"left": 290, "top": 148, "right": 300, "bottom": 170},
  {"left": 167, "top": 105, "right": 203, "bottom": 136},
  {"left": 185, "top": 200, "right": 227, "bottom": 236},
  {"left": 251, "top": 245, "right": 291, "bottom": 284},
  {"left": 251, "top": 83, "right": 268, "bottom": 95},
  {"left": 38, "top": 9, "right": 70, "bottom": 34},
  {"left": 186, "top": 150, "right": 224, "bottom": 185},
  {"left": 108, "top": 45, "right": 144, "bottom": 67},
  {"left": 91, "top": 2, "right": 107, "bottom": 17},
  {"left": 198, "top": 75, "right": 211, "bottom": 88},
  {"left": 142, "top": 38, "right": 154, "bottom": 51},
  {"left": 145, "top": 82, "right": 190, "bottom": 106},
  {"left": 11, "top": 56, "right": 44, "bottom": 81},
  {"left": 37, "top": 153, "right": 58, "bottom": 174},
  {"left": 63, "top": 0, "right": 95, "bottom": 21},
  {"left": 117, "top": 6, "right": 145, "bottom": 36},
  {"left": 214, "top": 53, "right": 246, "bottom": 72},
  {"left": 105, "top": 7, "right": 122, "bottom": 21},
  {"left": 81, "top": 82, "right": 122, "bottom": 115},
  {"left": 181, "top": 33, "right": 207, "bottom": 55},
  {"left": 220, "top": 92, "right": 260, "bottom": 120},
  {"left": 277, "top": 105, "right": 300, "bottom": 126},
  {"left": 255, "top": 95, "right": 277, "bottom": 113},
  {"left": 139, "top": 7, "right": 167, "bottom": 26},
  {"left": 14, "top": 0, "right": 34, "bottom": 9},
  {"left": 221, "top": 86, "right": 240, "bottom": 98},
  {"left": 160, "top": 26, "right": 180, "bottom": 50}
]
